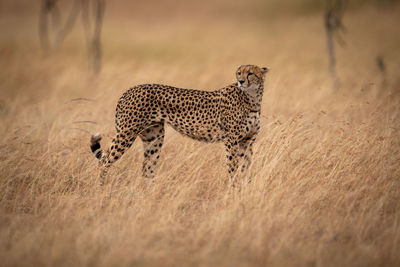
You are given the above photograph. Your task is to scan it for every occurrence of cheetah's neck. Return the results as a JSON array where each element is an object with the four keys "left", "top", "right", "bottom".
[{"left": 241, "top": 84, "right": 264, "bottom": 112}]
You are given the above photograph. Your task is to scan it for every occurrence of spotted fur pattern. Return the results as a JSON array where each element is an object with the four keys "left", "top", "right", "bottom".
[{"left": 90, "top": 65, "right": 269, "bottom": 180}]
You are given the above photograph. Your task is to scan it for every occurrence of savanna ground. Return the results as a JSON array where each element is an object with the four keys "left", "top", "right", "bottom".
[{"left": 0, "top": 0, "right": 400, "bottom": 266}]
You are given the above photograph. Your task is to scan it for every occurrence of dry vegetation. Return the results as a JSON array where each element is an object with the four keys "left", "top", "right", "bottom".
[{"left": 1, "top": 0, "right": 400, "bottom": 266}]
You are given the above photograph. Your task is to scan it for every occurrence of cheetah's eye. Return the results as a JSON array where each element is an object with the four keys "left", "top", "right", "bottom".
[
  {"left": 248, "top": 72, "right": 254, "bottom": 76},
  {"left": 237, "top": 72, "right": 241, "bottom": 76}
]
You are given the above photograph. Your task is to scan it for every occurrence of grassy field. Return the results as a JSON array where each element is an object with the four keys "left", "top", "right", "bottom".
[{"left": 0, "top": 0, "right": 400, "bottom": 266}]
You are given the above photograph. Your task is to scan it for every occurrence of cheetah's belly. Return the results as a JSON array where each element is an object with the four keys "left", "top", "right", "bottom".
[{"left": 166, "top": 117, "right": 224, "bottom": 142}]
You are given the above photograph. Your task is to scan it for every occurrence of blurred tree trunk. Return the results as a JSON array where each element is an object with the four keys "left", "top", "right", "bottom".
[
  {"left": 376, "top": 55, "right": 387, "bottom": 90},
  {"left": 324, "top": 0, "right": 346, "bottom": 89},
  {"left": 39, "top": 0, "right": 60, "bottom": 53},
  {"left": 82, "top": 0, "right": 105, "bottom": 75},
  {"left": 39, "top": 0, "right": 106, "bottom": 75},
  {"left": 54, "top": 0, "right": 81, "bottom": 48}
]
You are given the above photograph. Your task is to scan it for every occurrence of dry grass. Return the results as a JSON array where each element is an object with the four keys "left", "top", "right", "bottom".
[{"left": 1, "top": 1, "right": 400, "bottom": 266}]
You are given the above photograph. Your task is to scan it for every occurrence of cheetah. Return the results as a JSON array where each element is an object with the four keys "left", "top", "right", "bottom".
[{"left": 90, "top": 64, "right": 269, "bottom": 180}]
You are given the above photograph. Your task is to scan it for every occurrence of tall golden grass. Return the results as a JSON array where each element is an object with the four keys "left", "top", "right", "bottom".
[{"left": 0, "top": 1, "right": 399, "bottom": 266}]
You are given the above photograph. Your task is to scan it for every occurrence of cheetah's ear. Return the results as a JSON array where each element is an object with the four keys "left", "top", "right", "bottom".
[
  {"left": 261, "top": 67, "right": 270, "bottom": 74},
  {"left": 261, "top": 67, "right": 270, "bottom": 78}
]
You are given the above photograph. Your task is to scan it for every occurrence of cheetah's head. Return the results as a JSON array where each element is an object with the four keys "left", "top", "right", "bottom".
[{"left": 236, "top": 65, "right": 269, "bottom": 92}]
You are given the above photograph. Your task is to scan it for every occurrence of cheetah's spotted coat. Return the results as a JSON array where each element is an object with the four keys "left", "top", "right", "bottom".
[{"left": 90, "top": 65, "right": 269, "bottom": 180}]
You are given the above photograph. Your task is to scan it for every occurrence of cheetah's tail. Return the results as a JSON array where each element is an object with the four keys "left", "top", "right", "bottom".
[{"left": 90, "top": 133, "right": 103, "bottom": 160}]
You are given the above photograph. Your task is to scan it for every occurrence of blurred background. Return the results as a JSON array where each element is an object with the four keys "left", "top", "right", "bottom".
[
  {"left": 1, "top": 0, "right": 399, "bottom": 99},
  {"left": 0, "top": 1, "right": 399, "bottom": 266}
]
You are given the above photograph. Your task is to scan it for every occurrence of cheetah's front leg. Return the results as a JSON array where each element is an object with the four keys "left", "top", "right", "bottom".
[
  {"left": 224, "top": 136, "right": 256, "bottom": 186},
  {"left": 237, "top": 136, "right": 256, "bottom": 183},
  {"left": 224, "top": 139, "right": 241, "bottom": 186}
]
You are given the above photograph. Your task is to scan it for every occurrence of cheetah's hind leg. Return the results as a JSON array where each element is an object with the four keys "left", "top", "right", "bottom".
[
  {"left": 139, "top": 122, "right": 165, "bottom": 178},
  {"left": 90, "top": 130, "right": 138, "bottom": 185}
]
